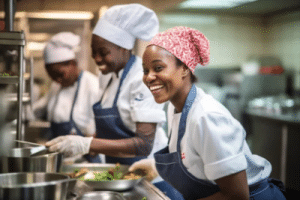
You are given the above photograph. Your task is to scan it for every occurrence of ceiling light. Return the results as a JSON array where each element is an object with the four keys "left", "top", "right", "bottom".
[
  {"left": 0, "top": 11, "right": 93, "bottom": 20},
  {"left": 161, "top": 14, "right": 218, "bottom": 24},
  {"left": 27, "top": 11, "right": 93, "bottom": 20},
  {"left": 178, "top": 0, "right": 257, "bottom": 9},
  {"left": 27, "top": 42, "right": 47, "bottom": 51}
]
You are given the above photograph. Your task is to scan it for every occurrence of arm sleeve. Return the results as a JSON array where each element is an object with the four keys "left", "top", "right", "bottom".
[
  {"left": 193, "top": 112, "right": 247, "bottom": 181},
  {"left": 129, "top": 76, "right": 166, "bottom": 124}
]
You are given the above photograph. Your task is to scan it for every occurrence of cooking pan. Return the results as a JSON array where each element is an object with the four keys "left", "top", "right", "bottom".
[
  {"left": 0, "top": 147, "right": 63, "bottom": 173},
  {"left": 61, "top": 163, "right": 145, "bottom": 191},
  {"left": 0, "top": 172, "right": 75, "bottom": 200}
]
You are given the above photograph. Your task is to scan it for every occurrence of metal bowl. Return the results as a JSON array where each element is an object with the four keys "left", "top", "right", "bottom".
[
  {"left": 78, "top": 191, "right": 126, "bottom": 200},
  {"left": 61, "top": 163, "right": 144, "bottom": 191},
  {"left": 0, "top": 148, "right": 63, "bottom": 173},
  {"left": 0, "top": 172, "right": 72, "bottom": 200}
]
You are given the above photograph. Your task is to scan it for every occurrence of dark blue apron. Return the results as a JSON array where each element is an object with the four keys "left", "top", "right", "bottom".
[
  {"left": 50, "top": 71, "right": 101, "bottom": 163},
  {"left": 154, "top": 84, "right": 286, "bottom": 200},
  {"left": 93, "top": 55, "right": 147, "bottom": 165}
]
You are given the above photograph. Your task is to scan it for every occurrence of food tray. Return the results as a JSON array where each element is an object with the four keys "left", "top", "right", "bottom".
[
  {"left": 78, "top": 191, "right": 126, "bottom": 200},
  {"left": 60, "top": 163, "right": 144, "bottom": 191}
]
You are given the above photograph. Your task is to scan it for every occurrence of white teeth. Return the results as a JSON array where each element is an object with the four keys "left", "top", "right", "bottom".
[
  {"left": 98, "top": 65, "right": 106, "bottom": 70},
  {"left": 150, "top": 85, "right": 164, "bottom": 91}
]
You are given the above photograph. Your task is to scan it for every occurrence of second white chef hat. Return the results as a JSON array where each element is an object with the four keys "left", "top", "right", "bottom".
[
  {"left": 44, "top": 32, "right": 80, "bottom": 64},
  {"left": 92, "top": 4, "right": 159, "bottom": 50}
]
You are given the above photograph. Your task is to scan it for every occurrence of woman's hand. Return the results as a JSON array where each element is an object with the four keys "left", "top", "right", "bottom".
[
  {"left": 128, "top": 158, "right": 158, "bottom": 182},
  {"left": 199, "top": 170, "right": 249, "bottom": 200},
  {"left": 45, "top": 135, "right": 93, "bottom": 157}
]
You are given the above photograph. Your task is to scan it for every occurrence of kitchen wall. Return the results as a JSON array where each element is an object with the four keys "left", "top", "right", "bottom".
[
  {"left": 159, "top": 14, "right": 266, "bottom": 68},
  {"left": 158, "top": 10, "right": 300, "bottom": 89},
  {"left": 266, "top": 11, "right": 300, "bottom": 90}
]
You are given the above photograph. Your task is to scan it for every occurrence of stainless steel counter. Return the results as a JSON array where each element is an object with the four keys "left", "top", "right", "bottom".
[
  {"left": 68, "top": 179, "right": 170, "bottom": 200},
  {"left": 245, "top": 108, "right": 300, "bottom": 192}
]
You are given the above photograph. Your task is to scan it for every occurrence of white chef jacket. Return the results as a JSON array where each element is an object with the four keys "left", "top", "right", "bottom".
[
  {"left": 33, "top": 71, "right": 100, "bottom": 136},
  {"left": 168, "top": 86, "right": 272, "bottom": 185},
  {"left": 99, "top": 56, "right": 168, "bottom": 158}
]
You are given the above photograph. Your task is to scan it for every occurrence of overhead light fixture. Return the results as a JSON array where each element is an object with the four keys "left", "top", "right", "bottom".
[
  {"left": 27, "top": 42, "right": 47, "bottom": 51},
  {"left": 27, "top": 11, "right": 94, "bottom": 20},
  {"left": 0, "top": 11, "right": 94, "bottom": 20},
  {"left": 178, "top": 0, "right": 257, "bottom": 9},
  {"left": 161, "top": 14, "right": 218, "bottom": 24}
]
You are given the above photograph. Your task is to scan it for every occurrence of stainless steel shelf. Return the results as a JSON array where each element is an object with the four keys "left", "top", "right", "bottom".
[
  {"left": 0, "top": 32, "right": 26, "bottom": 46},
  {"left": 0, "top": 73, "right": 31, "bottom": 84},
  {"left": 0, "top": 76, "right": 19, "bottom": 84},
  {"left": 4, "top": 93, "right": 31, "bottom": 103}
]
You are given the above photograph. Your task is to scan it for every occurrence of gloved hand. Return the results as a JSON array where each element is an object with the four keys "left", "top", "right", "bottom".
[
  {"left": 128, "top": 158, "right": 158, "bottom": 182},
  {"left": 45, "top": 135, "right": 93, "bottom": 157}
]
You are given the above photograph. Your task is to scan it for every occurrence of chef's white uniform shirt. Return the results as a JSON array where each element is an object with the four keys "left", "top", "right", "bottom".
[
  {"left": 33, "top": 71, "right": 100, "bottom": 136},
  {"left": 100, "top": 56, "right": 168, "bottom": 158},
  {"left": 167, "top": 86, "right": 272, "bottom": 185}
]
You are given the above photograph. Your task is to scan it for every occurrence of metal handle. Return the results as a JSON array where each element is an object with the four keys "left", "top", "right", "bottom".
[{"left": 15, "top": 139, "right": 43, "bottom": 146}]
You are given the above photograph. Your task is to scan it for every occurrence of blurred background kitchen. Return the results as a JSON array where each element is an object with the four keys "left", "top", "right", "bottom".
[{"left": 1, "top": 0, "right": 299, "bottom": 197}]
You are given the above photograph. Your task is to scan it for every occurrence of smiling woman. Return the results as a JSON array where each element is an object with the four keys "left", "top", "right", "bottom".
[{"left": 130, "top": 26, "right": 287, "bottom": 200}]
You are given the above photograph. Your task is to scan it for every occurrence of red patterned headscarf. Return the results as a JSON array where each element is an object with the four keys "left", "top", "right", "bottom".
[{"left": 149, "top": 26, "right": 210, "bottom": 73}]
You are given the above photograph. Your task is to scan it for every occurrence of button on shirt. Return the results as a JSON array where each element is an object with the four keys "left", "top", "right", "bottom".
[
  {"left": 167, "top": 86, "right": 272, "bottom": 185},
  {"left": 99, "top": 56, "right": 168, "bottom": 157}
]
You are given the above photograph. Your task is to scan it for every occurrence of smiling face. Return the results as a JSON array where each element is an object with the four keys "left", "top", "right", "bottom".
[
  {"left": 143, "top": 45, "right": 191, "bottom": 106},
  {"left": 46, "top": 60, "right": 78, "bottom": 87},
  {"left": 91, "top": 34, "right": 127, "bottom": 75}
]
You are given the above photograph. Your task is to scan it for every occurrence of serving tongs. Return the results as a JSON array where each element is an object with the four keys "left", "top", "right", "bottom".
[{"left": 15, "top": 140, "right": 48, "bottom": 156}]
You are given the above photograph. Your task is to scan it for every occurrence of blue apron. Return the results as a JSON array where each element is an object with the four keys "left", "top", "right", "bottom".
[
  {"left": 154, "top": 84, "right": 287, "bottom": 200},
  {"left": 51, "top": 71, "right": 101, "bottom": 163},
  {"left": 93, "top": 55, "right": 147, "bottom": 165}
]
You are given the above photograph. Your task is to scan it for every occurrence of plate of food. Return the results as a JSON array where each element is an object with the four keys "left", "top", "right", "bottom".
[{"left": 61, "top": 163, "right": 146, "bottom": 191}]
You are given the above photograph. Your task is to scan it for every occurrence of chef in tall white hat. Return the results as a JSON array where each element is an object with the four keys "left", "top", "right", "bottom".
[
  {"left": 33, "top": 32, "right": 102, "bottom": 162},
  {"left": 45, "top": 4, "right": 183, "bottom": 199}
]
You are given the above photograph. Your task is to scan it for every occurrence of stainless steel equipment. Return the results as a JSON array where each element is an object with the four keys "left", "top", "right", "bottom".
[
  {"left": 0, "top": 172, "right": 72, "bottom": 200},
  {"left": 61, "top": 163, "right": 144, "bottom": 191},
  {"left": 0, "top": 85, "right": 14, "bottom": 157},
  {"left": 0, "top": 31, "right": 26, "bottom": 141},
  {"left": 1, "top": 0, "right": 33, "bottom": 156},
  {"left": 68, "top": 178, "right": 170, "bottom": 200},
  {"left": 0, "top": 147, "right": 63, "bottom": 173},
  {"left": 79, "top": 191, "right": 126, "bottom": 200}
]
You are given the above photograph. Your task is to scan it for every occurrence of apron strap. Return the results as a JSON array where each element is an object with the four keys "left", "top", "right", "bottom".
[
  {"left": 113, "top": 55, "right": 136, "bottom": 106},
  {"left": 177, "top": 84, "right": 197, "bottom": 152},
  {"left": 69, "top": 71, "right": 84, "bottom": 121},
  {"left": 99, "top": 76, "right": 113, "bottom": 103}
]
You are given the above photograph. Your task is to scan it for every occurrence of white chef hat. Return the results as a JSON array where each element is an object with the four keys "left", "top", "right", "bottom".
[
  {"left": 93, "top": 4, "right": 159, "bottom": 50},
  {"left": 44, "top": 32, "right": 80, "bottom": 64}
]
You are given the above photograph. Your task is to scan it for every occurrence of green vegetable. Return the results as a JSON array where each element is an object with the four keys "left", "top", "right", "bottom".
[{"left": 82, "top": 165, "right": 124, "bottom": 181}]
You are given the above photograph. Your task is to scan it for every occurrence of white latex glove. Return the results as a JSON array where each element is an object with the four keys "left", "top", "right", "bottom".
[
  {"left": 128, "top": 158, "right": 158, "bottom": 182},
  {"left": 45, "top": 135, "right": 93, "bottom": 158}
]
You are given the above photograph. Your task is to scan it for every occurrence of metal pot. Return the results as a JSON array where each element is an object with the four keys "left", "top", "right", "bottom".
[
  {"left": 0, "top": 172, "right": 72, "bottom": 200},
  {"left": 0, "top": 148, "right": 63, "bottom": 173}
]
